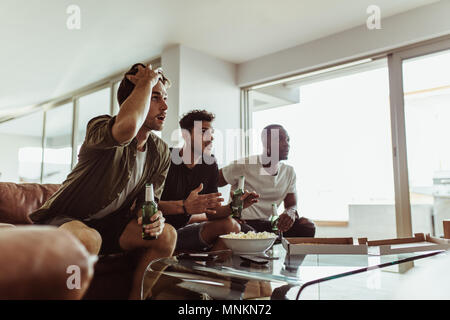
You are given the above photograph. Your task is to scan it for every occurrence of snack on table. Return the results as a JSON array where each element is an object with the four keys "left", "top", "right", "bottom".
[{"left": 222, "top": 231, "right": 277, "bottom": 239}]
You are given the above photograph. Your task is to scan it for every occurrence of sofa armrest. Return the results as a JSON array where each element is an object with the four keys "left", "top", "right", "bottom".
[
  {"left": 0, "top": 226, "right": 97, "bottom": 299},
  {"left": 0, "top": 182, "right": 60, "bottom": 224}
]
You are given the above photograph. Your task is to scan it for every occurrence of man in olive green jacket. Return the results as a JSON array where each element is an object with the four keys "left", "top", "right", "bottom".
[{"left": 30, "top": 63, "right": 176, "bottom": 299}]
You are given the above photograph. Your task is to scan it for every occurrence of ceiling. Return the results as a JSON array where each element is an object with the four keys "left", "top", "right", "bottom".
[{"left": 0, "top": 0, "right": 440, "bottom": 114}]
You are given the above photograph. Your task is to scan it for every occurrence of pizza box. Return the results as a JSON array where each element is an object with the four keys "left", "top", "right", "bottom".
[
  {"left": 358, "top": 233, "right": 450, "bottom": 256},
  {"left": 282, "top": 237, "right": 368, "bottom": 255}
]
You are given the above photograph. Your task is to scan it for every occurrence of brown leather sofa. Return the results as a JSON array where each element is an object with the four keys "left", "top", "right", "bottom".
[
  {"left": 0, "top": 182, "right": 140, "bottom": 300},
  {"left": 0, "top": 224, "right": 95, "bottom": 299}
]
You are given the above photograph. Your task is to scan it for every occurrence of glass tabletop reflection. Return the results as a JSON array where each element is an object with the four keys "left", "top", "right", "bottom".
[{"left": 142, "top": 244, "right": 444, "bottom": 300}]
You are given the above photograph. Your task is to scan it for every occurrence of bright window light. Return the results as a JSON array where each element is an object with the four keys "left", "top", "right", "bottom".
[{"left": 19, "top": 147, "right": 72, "bottom": 164}]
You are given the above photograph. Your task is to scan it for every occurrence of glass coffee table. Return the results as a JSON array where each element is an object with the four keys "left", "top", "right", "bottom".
[{"left": 141, "top": 244, "right": 444, "bottom": 300}]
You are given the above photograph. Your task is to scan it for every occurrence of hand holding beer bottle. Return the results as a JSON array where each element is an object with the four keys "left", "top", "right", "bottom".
[
  {"left": 271, "top": 203, "right": 282, "bottom": 242},
  {"left": 230, "top": 176, "right": 245, "bottom": 218},
  {"left": 139, "top": 184, "right": 164, "bottom": 240},
  {"left": 229, "top": 177, "right": 259, "bottom": 219}
]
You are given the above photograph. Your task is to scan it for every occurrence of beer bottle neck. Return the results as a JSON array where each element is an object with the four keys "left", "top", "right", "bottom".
[
  {"left": 145, "top": 185, "right": 155, "bottom": 202},
  {"left": 238, "top": 177, "right": 245, "bottom": 190}
]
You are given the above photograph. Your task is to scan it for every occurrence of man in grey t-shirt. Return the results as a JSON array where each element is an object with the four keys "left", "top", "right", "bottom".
[{"left": 219, "top": 125, "right": 315, "bottom": 237}]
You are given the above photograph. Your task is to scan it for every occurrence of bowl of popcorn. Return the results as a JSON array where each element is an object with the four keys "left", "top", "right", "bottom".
[{"left": 219, "top": 231, "right": 277, "bottom": 255}]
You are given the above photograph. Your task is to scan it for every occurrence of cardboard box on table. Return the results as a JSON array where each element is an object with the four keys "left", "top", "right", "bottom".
[
  {"left": 358, "top": 233, "right": 450, "bottom": 256},
  {"left": 282, "top": 237, "right": 368, "bottom": 255}
]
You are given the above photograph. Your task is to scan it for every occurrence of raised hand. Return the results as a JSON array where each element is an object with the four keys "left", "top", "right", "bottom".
[
  {"left": 126, "top": 64, "right": 162, "bottom": 89},
  {"left": 184, "top": 183, "right": 224, "bottom": 215}
]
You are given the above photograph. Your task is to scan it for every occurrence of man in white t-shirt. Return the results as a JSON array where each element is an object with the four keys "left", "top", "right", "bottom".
[{"left": 218, "top": 124, "right": 315, "bottom": 237}]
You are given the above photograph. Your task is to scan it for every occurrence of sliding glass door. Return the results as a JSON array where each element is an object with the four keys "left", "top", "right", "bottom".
[
  {"left": 402, "top": 48, "right": 450, "bottom": 237},
  {"left": 249, "top": 59, "right": 397, "bottom": 238}
]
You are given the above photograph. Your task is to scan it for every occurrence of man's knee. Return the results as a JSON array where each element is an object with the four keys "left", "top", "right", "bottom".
[
  {"left": 82, "top": 228, "right": 103, "bottom": 255},
  {"left": 222, "top": 217, "right": 241, "bottom": 234},
  {"left": 153, "top": 223, "right": 177, "bottom": 255},
  {"left": 162, "top": 223, "right": 177, "bottom": 246},
  {"left": 285, "top": 217, "right": 316, "bottom": 238},
  {"left": 200, "top": 217, "right": 240, "bottom": 246},
  {"left": 297, "top": 217, "right": 316, "bottom": 237},
  {"left": 60, "top": 221, "right": 102, "bottom": 255}
]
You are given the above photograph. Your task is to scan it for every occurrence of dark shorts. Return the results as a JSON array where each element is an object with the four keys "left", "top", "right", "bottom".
[
  {"left": 175, "top": 222, "right": 212, "bottom": 252},
  {"left": 43, "top": 209, "right": 134, "bottom": 256}
]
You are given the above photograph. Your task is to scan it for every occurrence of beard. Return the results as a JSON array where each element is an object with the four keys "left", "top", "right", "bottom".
[
  {"left": 143, "top": 118, "right": 163, "bottom": 131},
  {"left": 203, "top": 145, "right": 213, "bottom": 156}
]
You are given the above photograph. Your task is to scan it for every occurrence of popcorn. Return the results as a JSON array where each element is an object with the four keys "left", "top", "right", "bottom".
[{"left": 222, "top": 231, "right": 277, "bottom": 239}]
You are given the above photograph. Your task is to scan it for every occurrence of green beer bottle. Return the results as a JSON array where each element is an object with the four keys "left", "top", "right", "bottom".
[
  {"left": 231, "top": 176, "right": 245, "bottom": 218},
  {"left": 142, "top": 183, "right": 158, "bottom": 240},
  {"left": 271, "top": 203, "right": 283, "bottom": 242},
  {"left": 270, "top": 203, "right": 279, "bottom": 233}
]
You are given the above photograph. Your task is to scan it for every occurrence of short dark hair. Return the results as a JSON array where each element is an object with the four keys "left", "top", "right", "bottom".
[
  {"left": 117, "top": 63, "right": 171, "bottom": 106},
  {"left": 261, "top": 124, "right": 286, "bottom": 141},
  {"left": 179, "top": 109, "right": 215, "bottom": 131}
]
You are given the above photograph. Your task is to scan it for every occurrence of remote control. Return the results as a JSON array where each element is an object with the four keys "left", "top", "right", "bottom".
[{"left": 239, "top": 255, "right": 269, "bottom": 265}]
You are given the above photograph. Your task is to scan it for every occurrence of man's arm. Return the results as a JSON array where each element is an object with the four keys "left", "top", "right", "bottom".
[
  {"left": 277, "top": 193, "right": 299, "bottom": 232},
  {"left": 218, "top": 169, "right": 228, "bottom": 187},
  {"left": 206, "top": 204, "right": 231, "bottom": 220},
  {"left": 284, "top": 192, "right": 298, "bottom": 213},
  {"left": 158, "top": 184, "right": 223, "bottom": 216},
  {"left": 112, "top": 65, "right": 161, "bottom": 144},
  {"left": 158, "top": 200, "right": 185, "bottom": 215},
  {"left": 206, "top": 191, "right": 259, "bottom": 221}
]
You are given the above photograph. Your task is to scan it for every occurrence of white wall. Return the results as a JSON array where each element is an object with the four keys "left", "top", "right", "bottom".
[
  {"left": 160, "top": 45, "right": 181, "bottom": 146},
  {"left": 179, "top": 45, "right": 240, "bottom": 167},
  {"left": 237, "top": 0, "right": 450, "bottom": 87},
  {"left": 161, "top": 45, "right": 240, "bottom": 201},
  {"left": 162, "top": 44, "right": 240, "bottom": 167}
]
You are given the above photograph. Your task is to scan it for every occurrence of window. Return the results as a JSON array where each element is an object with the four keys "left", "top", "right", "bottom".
[
  {"left": 403, "top": 49, "right": 450, "bottom": 237},
  {"left": 75, "top": 87, "right": 111, "bottom": 162},
  {"left": 248, "top": 59, "right": 397, "bottom": 238},
  {"left": 42, "top": 103, "right": 73, "bottom": 184},
  {"left": 0, "top": 111, "right": 44, "bottom": 183}
]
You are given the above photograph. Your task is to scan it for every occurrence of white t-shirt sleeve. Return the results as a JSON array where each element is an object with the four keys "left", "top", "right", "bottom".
[
  {"left": 221, "top": 161, "right": 243, "bottom": 186},
  {"left": 287, "top": 167, "right": 297, "bottom": 194}
]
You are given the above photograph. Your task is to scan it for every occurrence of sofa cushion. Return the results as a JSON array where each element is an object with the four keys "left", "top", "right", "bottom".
[
  {"left": 0, "top": 226, "right": 96, "bottom": 299},
  {"left": 0, "top": 183, "right": 60, "bottom": 224}
]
